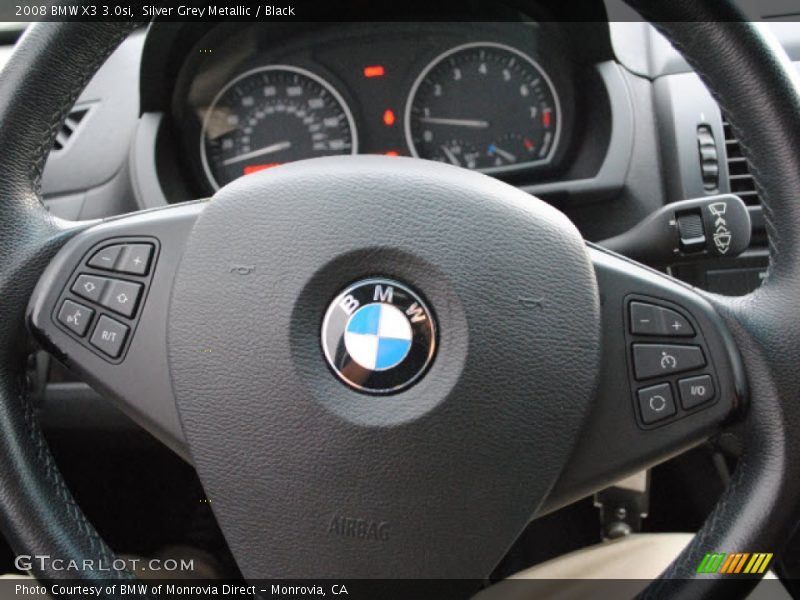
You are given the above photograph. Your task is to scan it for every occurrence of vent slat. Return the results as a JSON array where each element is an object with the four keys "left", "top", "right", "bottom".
[
  {"left": 52, "top": 107, "right": 90, "bottom": 152},
  {"left": 62, "top": 117, "right": 80, "bottom": 131},
  {"left": 722, "top": 117, "right": 761, "bottom": 206}
]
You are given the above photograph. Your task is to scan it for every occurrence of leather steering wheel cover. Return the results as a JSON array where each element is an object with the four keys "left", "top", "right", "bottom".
[
  {"left": 0, "top": 4, "right": 798, "bottom": 596},
  {"left": 0, "top": 21, "right": 139, "bottom": 583},
  {"left": 620, "top": 3, "right": 800, "bottom": 597}
]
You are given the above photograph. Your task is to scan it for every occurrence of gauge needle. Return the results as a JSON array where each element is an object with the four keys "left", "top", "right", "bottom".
[
  {"left": 222, "top": 141, "right": 292, "bottom": 166},
  {"left": 489, "top": 144, "right": 517, "bottom": 162},
  {"left": 440, "top": 145, "right": 461, "bottom": 166},
  {"left": 419, "top": 117, "right": 490, "bottom": 128}
]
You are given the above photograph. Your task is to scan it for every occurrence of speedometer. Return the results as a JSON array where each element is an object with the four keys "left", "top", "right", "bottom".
[
  {"left": 201, "top": 65, "right": 357, "bottom": 189},
  {"left": 405, "top": 42, "right": 560, "bottom": 173}
]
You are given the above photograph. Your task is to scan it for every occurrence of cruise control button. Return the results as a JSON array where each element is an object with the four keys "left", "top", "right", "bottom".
[
  {"left": 72, "top": 274, "right": 109, "bottom": 303},
  {"left": 658, "top": 307, "right": 694, "bottom": 337},
  {"left": 100, "top": 279, "right": 143, "bottom": 318},
  {"left": 632, "top": 344, "right": 706, "bottom": 380},
  {"left": 57, "top": 299, "right": 94, "bottom": 337},
  {"left": 638, "top": 383, "right": 677, "bottom": 424},
  {"left": 88, "top": 244, "right": 124, "bottom": 271},
  {"left": 90, "top": 315, "right": 129, "bottom": 358},
  {"left": 678, "top": 375, "right": 715, "bottom": 409},
  {"left": 116, "top": 244, "right": 154, "bottom": 276}
]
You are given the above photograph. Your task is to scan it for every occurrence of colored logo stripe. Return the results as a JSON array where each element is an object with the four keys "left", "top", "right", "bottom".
[
  {"left": 745, "top": 553, "right": 773, "bottom": 574},
  {"left": 697, "top": 552, "right": 773, "bottom": 574},
  {"left": 720, "top": 553, "right": 747, "bottom": 574},
  {"left": 697, "top": 553, "right": 726, "bottom": 574}
]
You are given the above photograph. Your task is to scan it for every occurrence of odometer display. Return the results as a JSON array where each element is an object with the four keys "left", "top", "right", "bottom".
[
  {"left": 201, "top": 65, "right": 357, "bottom": 189},
  {"left": 405, "top": 42, "right": 560, "bottom": 173}
]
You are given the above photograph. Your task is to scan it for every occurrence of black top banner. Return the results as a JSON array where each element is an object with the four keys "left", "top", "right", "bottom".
[{"left": 2, "top": 0, "right": 799, "bottom": 23}]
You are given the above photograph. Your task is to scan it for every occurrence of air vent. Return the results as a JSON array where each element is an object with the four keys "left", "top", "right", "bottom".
[
  {"left": 722, "top": 117, "right": 761, "bottom": 206},
  {"left": 53, "top": 106, "right": 91, "bottom": 152}
]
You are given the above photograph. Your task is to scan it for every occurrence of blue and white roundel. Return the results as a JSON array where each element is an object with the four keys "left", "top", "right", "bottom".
[{"left": 343, "top": 303, "right": 413, "bottom": 371}]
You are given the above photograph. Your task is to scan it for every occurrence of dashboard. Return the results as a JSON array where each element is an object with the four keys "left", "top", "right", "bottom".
[
  {"left": 33, "top": 17, "right": 800, "bottom": 264},
  {"left": 170, "top": 22, "right": 585, "bottom": 195}
]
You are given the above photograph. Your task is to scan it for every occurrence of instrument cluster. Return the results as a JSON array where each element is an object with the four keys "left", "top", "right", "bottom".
[{"left": 177, "top": 22, "right": 575, "bottom": 192}]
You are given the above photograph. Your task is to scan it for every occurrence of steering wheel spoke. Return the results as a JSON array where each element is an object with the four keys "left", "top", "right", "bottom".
[
  {"left": 27, "top": 202, "right": 204, "bottom": 459},
  {"left": 545, "top": 245, "right": 746, "bottom": 511}
]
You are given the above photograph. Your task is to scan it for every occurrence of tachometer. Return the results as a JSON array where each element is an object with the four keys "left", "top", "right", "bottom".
[
  {"left": 405, "top": 42, "right": 560, "bottom": 173},
  {"left": 201, "top": 65, "right": 357, "bottom": 189}
]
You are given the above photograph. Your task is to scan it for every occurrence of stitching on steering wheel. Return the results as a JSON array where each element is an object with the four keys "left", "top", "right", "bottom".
[
  {"left": 15, "top": 21, "right": 145, "bottom": 586},
  {"left": 16, "top": 375, "right": 121, "bottom": 569}
]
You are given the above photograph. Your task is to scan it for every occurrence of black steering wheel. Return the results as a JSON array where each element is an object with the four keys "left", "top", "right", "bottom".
[{"left": 1, "top": 1, "right": 799, "bottom": 598}]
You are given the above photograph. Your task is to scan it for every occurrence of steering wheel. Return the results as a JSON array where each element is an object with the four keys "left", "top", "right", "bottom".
[{"left": 1, "top": 1, "right": 799, "bottom": 597}]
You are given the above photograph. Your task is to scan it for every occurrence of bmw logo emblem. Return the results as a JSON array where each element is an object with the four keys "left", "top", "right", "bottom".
[{"left": 321, "top": 278, "right": 436, "bottom": 394}]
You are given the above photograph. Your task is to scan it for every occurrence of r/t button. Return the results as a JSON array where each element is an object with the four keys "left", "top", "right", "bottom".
[{"left": 90, "top": 315, "right": 129, "bottom": 358}]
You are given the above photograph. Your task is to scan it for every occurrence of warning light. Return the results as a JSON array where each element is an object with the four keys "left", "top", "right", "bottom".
[
  {"left": 363, "top": 65, "right": 386, "bottom": 78},
  {"left": 243, "top": 163, "right": 282, "bottom": 175},
  {"left": 383, "top": 109, "right": 396, "bottom": 127},
  {"left": 384, "top": 150, "right": 400, "bottom": 156}
]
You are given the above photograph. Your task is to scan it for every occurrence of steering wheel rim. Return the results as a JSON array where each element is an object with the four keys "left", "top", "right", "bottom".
[
  {"left": 0, "top": 4, "right": 798, "bottom": 597},
  {"left": 0, "top": 19, "right": 139, "bottom": 586},
  {"left": 627, "top": 2, "right": 800, "bottom": 595}
]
